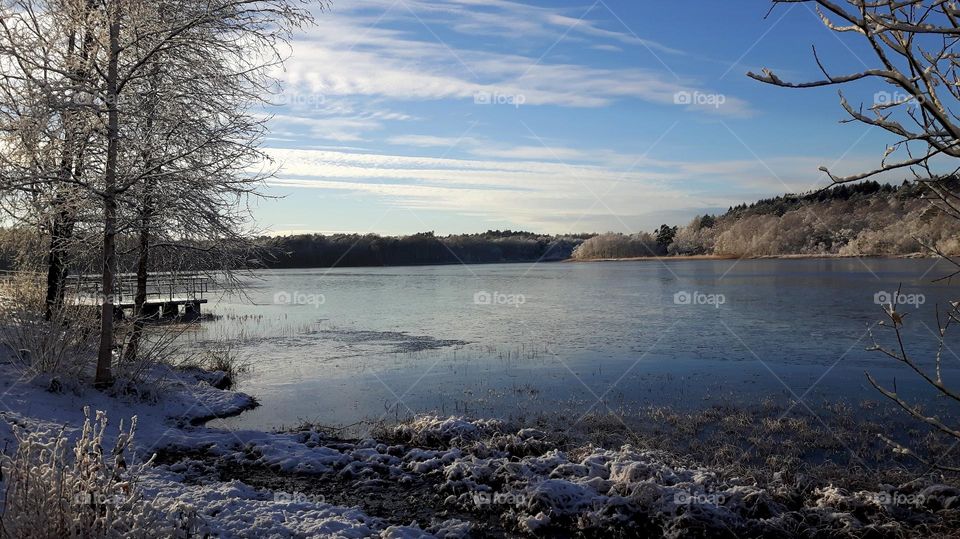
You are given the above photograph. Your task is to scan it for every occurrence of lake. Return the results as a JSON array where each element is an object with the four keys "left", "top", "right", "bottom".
[{"left": 193, "top": 258, "right": 960, "bottom": 432}]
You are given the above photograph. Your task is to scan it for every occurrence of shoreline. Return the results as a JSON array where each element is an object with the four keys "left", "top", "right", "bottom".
[
  {"left": 251, "top": 252, "right": 941, "bottom": 271},
  {"left": 3, "top": 357, "right": 959, "bottom": 537},
  {"left": 566, "top": 252, "right": 937, "bottom": 263}
]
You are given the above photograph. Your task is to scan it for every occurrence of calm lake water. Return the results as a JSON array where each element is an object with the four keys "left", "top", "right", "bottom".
[{"left": 195, "top": 258, "right": 960, "bottom": 431}]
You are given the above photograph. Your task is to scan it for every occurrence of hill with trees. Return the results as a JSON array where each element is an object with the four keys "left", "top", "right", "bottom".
[
  {"left": 263, "top": 231, "right": 589, "bottom": 268},
  {"left": 572, "top": 180, "right": 960, "bottom": 260},
  {"left": 260, "top": 180, "right": 960, "bottom": 267},
  {"left": 5, "top": 181, "right": 951, "bottom": 272}
]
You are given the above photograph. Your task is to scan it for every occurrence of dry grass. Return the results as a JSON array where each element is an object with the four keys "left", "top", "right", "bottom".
[
  {"left": 0, "top": 273, "right": 98, "bottom": 384},
  {"left": 557, "top": 399, "right": 960, "bottom": 490},
  {"left": 178, "top": 341, "right": 250, "bottom": 383},
  {"left": 0, "top": 408, "right": 192, "bottom": 538}
]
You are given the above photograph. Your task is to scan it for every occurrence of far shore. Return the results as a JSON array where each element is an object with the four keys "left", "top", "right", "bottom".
[{"left": 566, "top": 252, "right": 937, "bottom": 263}]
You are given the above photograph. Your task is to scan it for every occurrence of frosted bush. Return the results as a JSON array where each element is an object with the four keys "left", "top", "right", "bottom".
[
  {"left": 571, "top": 232, "right": 663, "bottom": 259},
  {"left": 0, "top": 273, "right": 97, "bottom": 382},
  {"left": 0, "top": 408, "right": 193, "bottom": 538},
  {"left": 394, "top": 416, "right": 503, "bottom": 446},
  {"left": 668, "top": 217, "right": 717, "bottom": 256},
  {"left": 669, "top": 185, "right": 960, "bottom": 258}
]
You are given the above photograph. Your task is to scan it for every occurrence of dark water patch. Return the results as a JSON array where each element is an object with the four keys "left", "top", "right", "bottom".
[{"left": 307, "top": 329, "right": 468, "bottom": 353}]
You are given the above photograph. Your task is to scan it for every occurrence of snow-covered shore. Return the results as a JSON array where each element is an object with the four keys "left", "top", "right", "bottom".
[
  {"left": 0, "top": 362, "right": 407, "bottom": 537},
  {"left": 1, "top": 360, "right": 958, "bottom": 538}
]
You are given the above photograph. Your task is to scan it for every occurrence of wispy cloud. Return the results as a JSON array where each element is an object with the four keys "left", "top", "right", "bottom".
[
  {"left": 262, "top": 147, "right": 877, "bottom": 233},
  {"left": 283, "top": 30, "right": 749, "bottom": 112},
  {"left": 254, "top": 1, "right": 868, "bottom": 234},
  {"left": 270, "top": 0, "right": 752, "bottom": 149},
  {"left": 328, "top": 0, "right": 684, "bottom": 53}
]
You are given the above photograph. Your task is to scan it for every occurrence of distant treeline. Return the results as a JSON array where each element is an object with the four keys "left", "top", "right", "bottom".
[
  {"left": 2, "top": 181, "right": 950, "bottom": 272},
  {"left": 263, "top": 230, "right": 590, "bottom": 268},
  {"left": 573, "top": 180, "right": 960, "bottom": 260},
  {"left": 264, "top": 180, "right": 958, "bottom": 268}
]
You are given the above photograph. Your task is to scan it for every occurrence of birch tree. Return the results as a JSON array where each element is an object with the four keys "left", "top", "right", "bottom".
[
  {"left": 0, "top": 0, "right": 101, "bottom": 319},
  {"left": 0, "top": 0, "right": 314, "bottom": 386},
  {"left": 93, "top": 0, "right": 311, "bottom": 386}
]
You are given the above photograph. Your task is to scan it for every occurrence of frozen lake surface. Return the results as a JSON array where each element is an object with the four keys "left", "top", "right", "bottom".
[{"left": 191, "top": 258, "right": 960, "bottom": 431}]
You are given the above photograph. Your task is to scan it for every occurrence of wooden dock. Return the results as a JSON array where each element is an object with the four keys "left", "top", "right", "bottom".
[{"left": 67, "top": 272, "right": 211, "bottom": 321}]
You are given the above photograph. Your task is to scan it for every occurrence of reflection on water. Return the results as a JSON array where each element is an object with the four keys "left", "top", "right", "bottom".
[{"left": 192, "top": 258, "right": 960, "bottom": 431}]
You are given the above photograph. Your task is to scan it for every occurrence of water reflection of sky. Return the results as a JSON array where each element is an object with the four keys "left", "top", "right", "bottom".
[{"left": 194, "top": 258, "right": 960, "bottom": 431}]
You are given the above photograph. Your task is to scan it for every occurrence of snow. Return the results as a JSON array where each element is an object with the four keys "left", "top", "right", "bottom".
[
  {"left": 1, "top": 359, "right": 957, "bottom": 537},
  {"left": 0, "top": 362, "right": 402, "bottom": 537},
  {"left": 142, "top": 471, "right": 381, "bottom": 538},
  {"left": 0, "top": 362, "right": 256, "bottom": 451}
]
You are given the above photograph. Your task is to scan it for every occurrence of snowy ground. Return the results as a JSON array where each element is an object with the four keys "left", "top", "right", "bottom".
[{"left": 1, "top": 357, "right": 959, "bottom": 538}]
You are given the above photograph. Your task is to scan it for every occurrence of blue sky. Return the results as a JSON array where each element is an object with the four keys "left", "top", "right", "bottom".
[{"left": 254, "top": 0, "right": 900, "bottom": 236}]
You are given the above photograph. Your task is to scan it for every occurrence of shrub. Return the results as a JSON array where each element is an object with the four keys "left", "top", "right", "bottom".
[
  {"left": 571, "top": 232, "right": 663, "bottom": 259},
  {"left": 178, "top": 342, "right": 249, "bottom": 388},
  {"left": 0, "top": 272, "right": 98, "bottom": 382},
  {"left": 0, "top": 408, "right": 193, "bottom": 538}
]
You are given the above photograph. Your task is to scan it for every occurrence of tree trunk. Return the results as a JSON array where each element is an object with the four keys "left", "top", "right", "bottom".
[
  {"left": 46, "top": 0, "right": 95, "bottom": 321},
  {"left": 44, "top": 209, "right": 72, "bottom": 320},
  {"left": 123, "top": 54, "right": 161, "bottom": 364},
  {"left": 44, "top": 28, "right": 78, "bottom": 321},
  {"left": 95, "top": 0, "right": 121, "bottom": 388},
  {"left": 123, "top": 188, "right": 153, "bottom": 363}
]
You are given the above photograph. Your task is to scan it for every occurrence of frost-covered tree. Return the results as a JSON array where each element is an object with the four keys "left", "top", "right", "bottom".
[
  {"left": 751, "top": 0, "right": 960, "bottom": 464},
  {"left": 571, "top": 232, "right": 664, "bottom": 259},
  {"left": 0, "top": 0, "right": 314, "bottom": 386}
]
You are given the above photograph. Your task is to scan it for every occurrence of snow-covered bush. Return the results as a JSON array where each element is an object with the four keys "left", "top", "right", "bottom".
[
  {"left": 112, "top": 324, "right": 192, "bottom": 389},
  {"left": 0, "top": 408, "right": 192, "bottom": 538},
  {"left": 0, "top": 272, "right": 195, "bottom": 390},
  {"left": 176, "top": 342, "right": 249, "bottom": 389},
  {"left": 571, "top": 232, "right": 664, "bottom": 259},
  {"left": 668, "top": 216, "right": 717, "bottom": 256},
  {"left": 0, "top": 272, "right": 97, "bottom": 382},
  {"left": 392, "top": 416, "right": 503, "bottom": 447}
]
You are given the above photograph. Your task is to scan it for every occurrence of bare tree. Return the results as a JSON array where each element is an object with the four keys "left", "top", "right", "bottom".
[
  {"left": 116, "top": 13, "right": 281, "bottom": 361},
  {"left": 750, "top": 0, "right": 960, "bottom": 467},
  {"left": 89, "top": 0, "right": 312, "bottom": 385},
  {"left": 0, "top": 0, "right": 314, "bottom": 386},
  {"left": 749, "top": 1, "right": 960, "bottom": 217},
  {"left": 0, "top": 0, "right": 101, "bottom": 319}
]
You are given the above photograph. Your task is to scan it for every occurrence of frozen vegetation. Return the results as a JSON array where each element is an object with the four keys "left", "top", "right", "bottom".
[
  {"left": 572, "top": 181, "right": 960, "bottom": 260},
  {"left": 1, "top": 352, "right": 958, "bottom": 538}
]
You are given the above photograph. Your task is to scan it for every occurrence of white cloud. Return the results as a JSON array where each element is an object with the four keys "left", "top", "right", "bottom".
[
  {"left": 282, "top": 36, "right": 749, "bottom": 113},
  {"left": 330, "top": 0, "right": 683, "bottom": 53},
  {"left": 262, "top": 147, "right": 851, "bottom": 233},
  {"left": 278, "top": 3, "right": 751, "bottom": 113},
  {"left": 267, "top": 114, "right": 385, "bottom": 142},
  {"left": 473, "top": 145, "right": 588, "bottom": 161},
  {"left": 265, "top": 1, "right": 754, "bottom": 145},
  {"left": 386, "top": 134, "right": 478, "bottom": 148},
  {"left": 386, "top": 135, "right": 587, "bottom": 162},
  {"left": 591, "top": 44, "right": 624, "bottom": 53}
]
